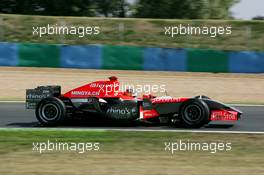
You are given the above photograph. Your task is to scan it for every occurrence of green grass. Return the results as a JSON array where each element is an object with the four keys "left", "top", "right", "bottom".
[
  {"left": 0, "top": 129, "right": 264, "bottom": 154},
  {"left": 0, "top": 14, "right": 264, "bottom": 51},
  {"left": 0, "top": 129, "right": 263, "bottom": 175}
]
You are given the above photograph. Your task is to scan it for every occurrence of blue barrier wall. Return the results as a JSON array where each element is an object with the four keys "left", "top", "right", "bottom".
[
  {"left": 229, "top": 51, "right": 264, "bottom": 73},
  {"left": 0, "top": 42, "right": 264, "bottom": 73},
  {"left": 0, "top": 42, "right": 18, "bottom": 66},
  {"left": 60, "top": 45, "right": 102, "bottom": 69},
  {"left": 143, "top": 48, "right": 186, "bottom": 71}
]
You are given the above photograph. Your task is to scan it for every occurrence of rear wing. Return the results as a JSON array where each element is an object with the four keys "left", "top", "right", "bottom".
[{"left": 26, "top": 86, "right": 61, "bottom": 109}]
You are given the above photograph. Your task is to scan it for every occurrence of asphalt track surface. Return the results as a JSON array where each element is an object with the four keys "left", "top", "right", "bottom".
[{"left": 0, "top": 102, "right": 263, "bottom": 133}]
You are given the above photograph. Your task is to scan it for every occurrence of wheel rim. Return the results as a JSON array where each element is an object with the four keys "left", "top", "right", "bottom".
[
  {"left": 183, "top": 104, "right": 202, "bottom": 123},
  {"left": 40, "top": 103, "right": 59, "bottom": 121}
]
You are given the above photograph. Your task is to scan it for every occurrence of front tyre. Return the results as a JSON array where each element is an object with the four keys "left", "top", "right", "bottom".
[
  {"left": 36, "top": 97, "right": 66, "bottom": 126},
  {"left": 180, "top": 99, "right": 210, "bottom": 128}
]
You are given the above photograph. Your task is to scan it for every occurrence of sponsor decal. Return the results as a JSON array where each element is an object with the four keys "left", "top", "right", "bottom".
[
  {"left": 26, "top": 94, "right": 48, "bottom": 99},
  {"left": 107, "top": 107, "right": 131, "bottom": 115},
  {"left": 70, "top": 98, "right": 91, "bottom": 103},
  {"left": 143, "top": 109, "right": 159, "bottom": 119},
  {"left": 42, "top": 90, "right": 50, "bottom": 93},
  {"left": 211, "top": 110, "right": 238, "bottom": 121},
  {"left": 71, "top": 91, "right": 99, "bottom": 96},
  {"left": 88, "top": 82, "right": 120, "bottom": 95},
  {"left": 89, "top": 83, "right": 106, "bottom": 88},
  {"left": 143, "top": 101, "right": 151, "bottom": 108},
  {"left": 152, "top": 97, "right": 188, "bottom": 103}
]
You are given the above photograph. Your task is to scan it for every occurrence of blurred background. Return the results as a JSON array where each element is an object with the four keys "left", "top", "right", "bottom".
[
  {"left": 0, "top": 0, "right": 263, "bottom": 73},
  {"left": 0, "top": 0, "right": 263, "bottom": 19},
  {"left": 0, "top": 0, "right": 263, "bottom": 51},
  {"left": 0, "top": 0, "right": 263, "bottom": 102}
]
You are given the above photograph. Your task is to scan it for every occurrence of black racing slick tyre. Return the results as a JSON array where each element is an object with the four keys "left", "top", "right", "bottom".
[
  {"left": 194, "top": 95, "right": 211, "bottom": 100},
  {"left": 180, "top": 99, "right": 210, "bottom": 128},
  {"left": 36, "top": 97, "right": 66, "bottom": 126}
]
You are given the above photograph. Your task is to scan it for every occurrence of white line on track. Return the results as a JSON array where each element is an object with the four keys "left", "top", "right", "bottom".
[
  {"left": 0, "top": 101, "right": 25, "bottom": 103},
  {"left": 228, "top": 104, "right": 264, "bottom": 107},
  {"left": 0, "top": 127, "right": 263, "bottom": 134}
]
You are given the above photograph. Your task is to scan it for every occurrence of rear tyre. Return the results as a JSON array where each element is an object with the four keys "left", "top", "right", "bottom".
[
  {"left": 36, "top": 97, "right": 66, "bottom": 126},
  {"left": 180, "top": 99, "right": 210, "bottom": 128},
  {"left": 194, "top": 95, "right": 211, "bottom": 99}
]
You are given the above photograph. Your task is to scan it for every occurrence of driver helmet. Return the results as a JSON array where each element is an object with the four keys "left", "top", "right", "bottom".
[{"left": 124, "top": 88, "right": 137, "bottom": 97}]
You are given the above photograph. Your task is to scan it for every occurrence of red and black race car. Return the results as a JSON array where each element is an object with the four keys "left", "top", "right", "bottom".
[{"left": 26, "top": 76, "right": 242, "bottom": 128}]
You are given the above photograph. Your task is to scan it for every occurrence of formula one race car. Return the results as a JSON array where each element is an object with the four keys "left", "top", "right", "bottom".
[{"left": 26, "top": 76, "right": 242, "bottom": 128}]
